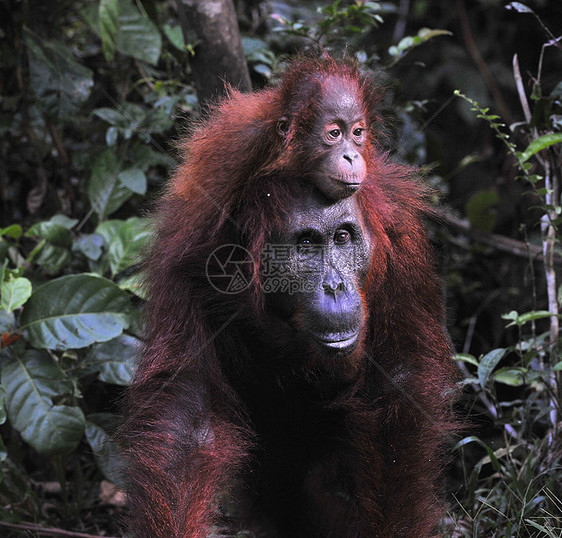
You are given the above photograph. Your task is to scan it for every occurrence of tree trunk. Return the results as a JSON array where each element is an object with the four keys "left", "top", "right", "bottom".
[{"left": 177, "top": 0, "right": 252, "bottom": 108}]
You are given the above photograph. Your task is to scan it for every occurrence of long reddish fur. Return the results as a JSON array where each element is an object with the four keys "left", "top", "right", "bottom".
[{"left": 120, "top": 57, "right": 458, "bottom": 537}]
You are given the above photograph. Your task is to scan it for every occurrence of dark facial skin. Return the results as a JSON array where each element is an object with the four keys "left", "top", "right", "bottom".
[
  {"left": 264, "top": 189, "right": 371, "bottom": 362},
  {"left": 277, "top": 75, "right": 368, "bottom": 200}
]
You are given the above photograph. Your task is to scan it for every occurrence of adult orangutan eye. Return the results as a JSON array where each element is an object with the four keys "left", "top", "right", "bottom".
[
  {"left": 334, "top": 230, "right": 351, "bottom": 244},
  {"left": 298, "top": 235, "right": 314, "bottom": 247}
]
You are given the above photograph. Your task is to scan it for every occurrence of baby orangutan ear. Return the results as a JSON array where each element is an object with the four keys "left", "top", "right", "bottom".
[{"left": 276, "top": 116, "right": 290, "bottom": 137}]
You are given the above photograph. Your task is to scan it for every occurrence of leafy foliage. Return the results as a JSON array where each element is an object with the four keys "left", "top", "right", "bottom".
[{"left": 449, "top": 7, "right": 562, "bottom": 531}]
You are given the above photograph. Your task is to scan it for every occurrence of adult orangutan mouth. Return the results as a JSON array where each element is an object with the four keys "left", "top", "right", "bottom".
[
  {"left": 332, "top": 178, "right": 361, "bottom": 188},
  {"left": 313, "top": 330, "right": 360, "bottom": 350}
]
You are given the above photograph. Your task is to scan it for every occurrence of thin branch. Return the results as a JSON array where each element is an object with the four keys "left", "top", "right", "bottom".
[
  {"left": 392, "top": 0, "right": 410, "bottom": 42},
  {"left": 0, "top": 521, "right": 119, "bottom": 538},
  {"left": 512, "top": 54, "right": 532, "bottom": 125},
  {"left": 435, "top": 208, "right": 562, "bottom": 265},
  {"left": 541, "top": 158, "right": 560, "bottom": 441},
  {"left": 47, "top": 122, "right": 69, "bottom": 165}
]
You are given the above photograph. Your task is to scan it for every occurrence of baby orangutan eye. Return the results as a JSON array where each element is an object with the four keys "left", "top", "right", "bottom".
[{"left": 328, "top": 128, "right": 341, "bottom": 140}]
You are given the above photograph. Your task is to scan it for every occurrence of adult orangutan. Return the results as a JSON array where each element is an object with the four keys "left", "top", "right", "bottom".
[{"left": 119, "top": 57, "right": 458, "bottom": 537}]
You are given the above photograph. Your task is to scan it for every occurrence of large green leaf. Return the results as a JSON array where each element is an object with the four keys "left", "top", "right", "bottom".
[
  {"left": 2, "top": 350, "right": 85, "bottom": 454},
  {"left": 107, "top": 217, "right": 151, "bottom": 276},
  {"left": 88, "top": 148, "right": 132, "bottom": 220},
  {"left": 99, "top": 0, "right": 119, "bottom": 61},
  {"left": 26, "top": 214, "right": 77, "bottom": 246},
  {"left": 26, "top": 215, "right": 78, "bottom": 274},
  {"left": 23, "top": 28, "right": 93, "bottom": 122},
  {"left": 83, "top": 333, "right": 139, "bottom": 385},
  {"left": 477, "top": 348, "right": 507, "bottom": 388},
  {"left": 83, "top": 0, "right": 161, "bottom": 65},
  {"left": 114, "top": 0, "right": 161, "bottom": 65},
  {"left": 21, "top": 274, "right": 130, "bottom": 350},
  {"left": 519, "top": 133, "right": 562, "bottom": 163}
]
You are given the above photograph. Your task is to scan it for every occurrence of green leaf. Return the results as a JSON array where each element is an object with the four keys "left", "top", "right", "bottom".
[
  {"left": 107, "top": 217, "right": 151, "bottom": 276},
  {"left": 130, "top": 143, "right": 175, "bottom": 171},
  {"left": 99, "top": 0, "right": 119, "bottom": 62},
  {"left": 83, "top": 333, "right": 139, "bottom": 385},
  {"left": 519, "top": 133, "right": 562, "bottom": 163},
  {"left": 20, "top": 274, "right": 130, "bottom": 350},
  {"left": 26, "top": 216, "right": 76, "bottom": 246},
  {"left": 25, "top": 216, "right": 79, "bottom": 274},
  {"left": 454, "top": 436, "right": 502, "bottom": 472},
  {"left": 502, "top": 309, "right": 554, "bottom": 327},
  {"left": 118, "top": 168, "right": 147, "bottom": 195},
  {"left": 118, "top": 272, "right": 147, "bottom": 299},
  {"left": 73, "top": 233, "right": 104, "bottom": 261},
  {"left": 1, "top": 277, "right": 32, "bottom": 313},
  {"left": 389, "top": 27, "right": 451, "bottom": 62},
  {"left": 491, "top": 367, "right": 527, "bottom": 386},
  {"left": 2, "top": 350, "right": 85, "bottom": 454},
  {"left": 85, "top": 413, "right": 124, "bottom": 485},
  {"left": 106, "top": 126, "right": 119, "bottom": 145},
  {"left": 93, "top": 107, "right": 127, "bottom": 125},
  {"left": 23, "top": 28, "right": 93, "bottom": 122},
  {"left": 34, "top": 245, "right": 72, "bottom": 275},
  {"left": 553, "top": 361, "right": 562, "bottom": 371},
  {"left": 517, "top": 310, "right": 554, "bottom": 323},
  {"left": 88, "top": 148, "right": 132, "bottom": 219},
  {"left": 0, "top": 225, "right": 23, "bottom": 240},
  {"left": 478, "top": 348, "right": 507, "bottom": 388},
  {"left": 163, "top": 23, "right": 185, "bottom": 52},
  {"left": 454, "top": 435, "right": 482, "bottom": 450},
  {"left": 454, "top": 353, "right": 479, "bottom": 367},
  {"left": 145, "top": 107, "right": 174, "bottom": 136},
  {"left": 95, "top": 220, "right": 123, "bottom": 247},
  {"left": 114, "top": 0, "right": 161, "bottom": 65}
]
